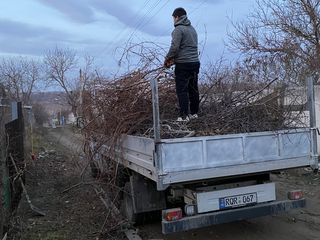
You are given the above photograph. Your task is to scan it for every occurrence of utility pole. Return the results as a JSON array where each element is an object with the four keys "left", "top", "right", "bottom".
[
  {"left": 79, "top": 68, "right": 84, "bottom": 118},
  {"left": 307, "top": 76, "right": 319, "bottom": 169}
]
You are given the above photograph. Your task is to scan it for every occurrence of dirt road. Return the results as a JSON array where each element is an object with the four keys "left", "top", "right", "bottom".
[
  {"left": 8, "top": 126, "right": 320, "bottom": 240},
  {"left": 8, "top": 127, "right": 122, "bottom": 240}
]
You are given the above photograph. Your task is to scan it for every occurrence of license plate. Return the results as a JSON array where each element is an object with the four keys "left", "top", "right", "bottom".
[{"left": 219, "top": 193, "right": 257, "bottom": 209}]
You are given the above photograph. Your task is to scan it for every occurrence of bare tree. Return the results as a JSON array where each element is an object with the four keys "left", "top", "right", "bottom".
[
  {"left": 44, "top": 47, "right": 96, "bottom": 118},
  {"left": 20, "top": 59, "right": 42, "bottom": 104},
  {"left": 79, "top": 55, "right": 95, "bottom": 117},
  {"left": 0, "top": 57, "right": 40, "bottom": 104},
  {"left": 229, "top": 0, "right": 320, "bottom": 79},
  {"left": 44, "top": 47, "right": 79, "bottom": 117}
]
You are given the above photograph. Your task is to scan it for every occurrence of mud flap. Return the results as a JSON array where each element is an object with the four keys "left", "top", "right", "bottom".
[{"left": 130, "top": 173, "right": 166, "bottom": 214}]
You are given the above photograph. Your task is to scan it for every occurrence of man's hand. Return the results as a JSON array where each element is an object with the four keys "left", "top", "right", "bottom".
[{"left": 164, "top": 58, "right": 174, "bottom": 68}]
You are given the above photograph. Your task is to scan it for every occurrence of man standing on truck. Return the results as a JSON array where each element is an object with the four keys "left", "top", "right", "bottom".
[{"left": 164, "top": 7, "right": 200, "bottom": 122}]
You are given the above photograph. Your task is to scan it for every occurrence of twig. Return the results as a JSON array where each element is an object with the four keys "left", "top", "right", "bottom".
[
  {"left": 61, "top": 181, "right": 98, "bottom": 194},
  {"left": 9, "top": 154, "right": 46, "bottom": 216},
  {"left": 91, "top": 185, "right": 123, "bottom": 234},
  {"left": 1, "top": 233, "right": 7, "bottom": 240},
  {"left": 92, "top": 186, "right": 120, "bottom": 216},
  {"left": 61, "top": 182, "right": 83, "bottom": 194}
]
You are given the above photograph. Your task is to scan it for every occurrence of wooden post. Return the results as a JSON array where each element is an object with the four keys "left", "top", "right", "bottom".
[
  {"left": 0, "top": 105, "right": 5, "bottom": 237},
  {"left": 0, "top": 108, "right": 3, "bottom": 238}
]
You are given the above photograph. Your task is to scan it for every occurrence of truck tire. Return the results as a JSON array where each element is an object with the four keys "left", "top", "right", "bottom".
[{"left": 121, "top": 182, "right": 143, "bottom": 225}]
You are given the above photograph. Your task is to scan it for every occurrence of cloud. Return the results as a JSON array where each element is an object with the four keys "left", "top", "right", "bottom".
[
  {"left": 0, "top": 38, "right": 51, "bottom": 56},
  {"left": 0, "top": 19, "right": 66, "bottom": 39},
  {"left": 0, "top": 36, "right": 108, "bottom": 58},
  {"left": 35, "top": 0, "right": 168, "bottom": 37},
  {"left": 35, "top": 0, "right": 95, "bottom": 23},
  {"left": 0, "top": 18, "right": 117, "bottom": 58},
  {"left": 0, "top": 19, "right": 77, "bottom": 55},
  {"left": 91, "top": 1, "right": 168, "bottom": 37}
]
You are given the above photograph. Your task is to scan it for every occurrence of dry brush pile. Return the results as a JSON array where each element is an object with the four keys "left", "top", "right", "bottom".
[{"left": 82, "top": 65, "right": 307, "bottom": 144}]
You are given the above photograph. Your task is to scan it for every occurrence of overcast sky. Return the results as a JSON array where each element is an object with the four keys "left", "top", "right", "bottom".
[{"left": 0, "top": 0, "right": 255, "bottom": 74}]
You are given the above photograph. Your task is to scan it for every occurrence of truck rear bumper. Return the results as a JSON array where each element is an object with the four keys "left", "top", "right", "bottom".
[{"left": 162, "top": 199, "right": 306, "bottom": 234}]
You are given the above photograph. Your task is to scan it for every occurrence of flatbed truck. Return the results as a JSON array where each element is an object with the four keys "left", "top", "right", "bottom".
[{"left": 90, "top": 77, "right": 319, "bottom": 234}]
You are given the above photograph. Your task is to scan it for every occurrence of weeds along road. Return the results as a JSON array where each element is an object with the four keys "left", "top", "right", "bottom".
[
  {"left": 8, "top": 127, "right": 123, "bottom": 240},
  {"left": 9, "top": 126, "right": 320, "bottom": 240}
]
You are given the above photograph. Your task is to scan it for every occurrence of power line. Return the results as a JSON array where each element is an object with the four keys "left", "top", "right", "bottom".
[
  {"left": 189, "top": 0, "right": 209, "bottom": 16},
  {"left": 124, "top": 0, "right": 162, "bottom": 43},
  {"left": 139, "top": 0, "right": 170, "bottom": 32},
  {"left": 97, "top": 0, "right": 154, "bottom": 57},
  {"left": 97, "top": 0, "right": 171, "bottom": 72},
  {"left": 111, "top": 0, "right": 153, "bottom": 44},
  {"left": 121, "top": 0, "right": 170, "bottom": 54},
  {"left": 103, "top": 0, "right": 163, "bottom": 64}
]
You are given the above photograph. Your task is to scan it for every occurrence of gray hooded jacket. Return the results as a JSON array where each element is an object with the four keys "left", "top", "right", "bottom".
[{"left": 166, "top": 15, "right": 199, "bottom": 63}]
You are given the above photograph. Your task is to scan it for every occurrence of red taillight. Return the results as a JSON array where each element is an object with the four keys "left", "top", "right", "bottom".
[
  {"left": 288, "top": 190, "right": 303, "bottom": 200},
  {"left": 162, "top": 208, "right": 183, "bottom": 221}
]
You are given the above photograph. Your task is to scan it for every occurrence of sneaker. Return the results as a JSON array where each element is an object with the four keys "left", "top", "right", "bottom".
[
  {"left": 189, "top": 114, "right": 198, "bottom": 119},
  {"left": 176, "top": 116, "right": 190, "bottom": 122}
]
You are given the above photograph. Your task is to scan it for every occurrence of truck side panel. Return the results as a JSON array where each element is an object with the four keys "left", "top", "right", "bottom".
[
  {"left": 100, "top": 129, "right": 313, "bottom": 190},
  {"left": 160, "top": 129, "right": 310, "bottom": 173}
]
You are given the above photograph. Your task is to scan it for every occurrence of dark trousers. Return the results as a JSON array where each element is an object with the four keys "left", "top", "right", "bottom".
[{"left": 174, "top": 62, "right": 200, "bottom": 117}]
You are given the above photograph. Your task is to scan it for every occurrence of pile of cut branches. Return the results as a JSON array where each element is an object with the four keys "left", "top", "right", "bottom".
[
  {"left": 82, "top": 42, "right": 307, "bottom": 145},
  {"left": 83, "top": 69, "right": 305, "bottom": 142}
]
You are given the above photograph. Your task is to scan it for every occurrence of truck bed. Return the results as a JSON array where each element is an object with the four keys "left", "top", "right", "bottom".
[{"left": 116, "top": 128, "right": 314, "bottom": 190}]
